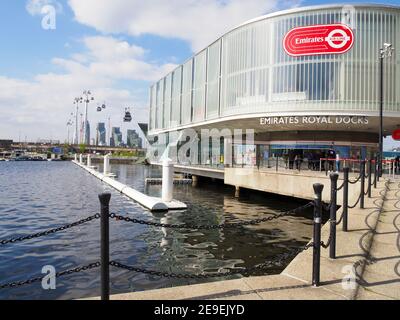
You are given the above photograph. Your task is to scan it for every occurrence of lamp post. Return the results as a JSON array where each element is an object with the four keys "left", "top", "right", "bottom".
[
  {"left": 378, "top": 43, "right": 394, "bottom": 177},
  {"left": 82, "top": 90, "right": 95, "bottom": 145},
  {"left": 73, "top": 97, "right": 83, "bottom": 145},
  {"left": 66, "top": 119, "right": 73, "bottom": 145}
]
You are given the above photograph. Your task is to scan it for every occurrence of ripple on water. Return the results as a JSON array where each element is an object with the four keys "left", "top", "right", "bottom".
[{"left": 0, "top": 162, "right": 320, "bottom": 300}]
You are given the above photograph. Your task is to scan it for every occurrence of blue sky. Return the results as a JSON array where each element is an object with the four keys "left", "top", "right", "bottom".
[{"left": 0, "top": 0, "right": 399, "bottom": 149}]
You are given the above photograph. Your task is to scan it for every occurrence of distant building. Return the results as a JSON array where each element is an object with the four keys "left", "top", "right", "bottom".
[
  {"left": 0, "top": 140, "right": 13, "bottom": 151},
  {"left": 37, "top": 139, "right": 60, "bottom": 144},
  {"left": 96, "top": 122, "right": 106, "bottom": 146},
  {"left": 127, "top": 130, "right": 142, "bottom": 148},
  {"left": 111, "top": 127, "right": 123, "bottom": 147},
  {"left": 85, "top": 120, "right": 91, "bottom": 145}
]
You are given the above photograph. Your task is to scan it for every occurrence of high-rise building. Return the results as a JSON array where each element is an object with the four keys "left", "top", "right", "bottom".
[
  {"left": 127, "top": 129, "right": 143, "bottom": 148},
  {"left": 111, "top": 127, "right": 123, "bottom": 147},
  {"left": 96, "top": 122, "right": 106, "bottom": 146}
]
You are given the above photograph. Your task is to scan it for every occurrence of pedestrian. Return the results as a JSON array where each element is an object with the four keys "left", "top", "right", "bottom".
[
  {"left": 336, "top": 152, "right": 340, "bottom": 172},
  {"left": 327, "top": 147, "right": 336, "bottom": 171}
]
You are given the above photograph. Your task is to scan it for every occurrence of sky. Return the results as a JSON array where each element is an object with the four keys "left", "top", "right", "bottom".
[{"left": 0, "top": 0, "right": 399, "bottom": 150}]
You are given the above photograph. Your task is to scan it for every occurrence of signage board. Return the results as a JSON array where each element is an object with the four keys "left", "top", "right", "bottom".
[
  {"left": 392, "top": 129, "right": 400, "bottom": 141},
  {"left": 259, "top": 116, "right": 369, "bottom": 126},
  {"left": 283, "top": 24, "right": 354, "bottom": 56}
]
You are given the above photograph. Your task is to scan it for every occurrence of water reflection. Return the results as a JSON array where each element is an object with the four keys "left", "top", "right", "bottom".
[{"left": 0, "top": 162, "right": 317, "bottom": 300}]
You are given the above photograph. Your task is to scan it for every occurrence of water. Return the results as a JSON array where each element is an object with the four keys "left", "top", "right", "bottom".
[{"left": 0, "top": 161, "right": 317, "bottom": 300}]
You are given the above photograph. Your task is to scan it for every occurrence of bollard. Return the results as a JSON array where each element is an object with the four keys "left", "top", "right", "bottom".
[
  {"left": 329, "top": 173, "right": 338, "bottom": 259},
  {"left": 99, "top": 193, "right": 111, "bottom": 301},
  {"left": 312, "top": 183, "right": 323, "bottom": 287},
  {"left": 79, "top": 154, "right": 83, "bottom": 164},
  {"left": 377, "top": 155, "right": 380, "bottom": 182},
  {"left": 74, "top": 154, "right": 78, "bottom": 162},
  {"left": 342, "top": 167, "right": 349, "bottom": 232},
  {"left": 368, "top": 159, "right": 372, "bottom": 198},
  {"left": 87, "top": 154, "right": 91, "bottom": 167},
  {"left": 104, "top": 154, "right": 110, "bottom": 175},
  {"left": 276, "top": 156, "right": 279, "bottom": 172},
  {"left": 360, "top": 160, "right": 365, "bottom": 209},
  {"left": 374, "top": 157, "right": 377, "bottom": 189},
  {"left": 162, "top": 158, "right": 174, "bottom": 202}
]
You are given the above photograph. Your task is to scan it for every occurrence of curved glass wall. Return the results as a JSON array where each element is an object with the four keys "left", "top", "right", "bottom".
[{"left": 149, "top": 5, "right": 400, "bottom": 133}]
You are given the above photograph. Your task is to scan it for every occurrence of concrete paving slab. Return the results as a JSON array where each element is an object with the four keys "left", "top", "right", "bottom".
[{"left": 243, "top": 274, "right": 346, "bottom": 300}]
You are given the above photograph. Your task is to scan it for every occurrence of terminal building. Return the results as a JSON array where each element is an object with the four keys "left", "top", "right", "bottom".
[{"left": 148, "top": 4, "right": 400, "bottom": 169}]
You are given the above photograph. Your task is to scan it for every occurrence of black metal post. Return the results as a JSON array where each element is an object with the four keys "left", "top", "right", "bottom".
[
  {"left": 99, "top": 193, "right": 111, "bottom": 301},
  {"left": 276, "top": 156, "right": 279, "bottom": 172},
  {"left": 374, "top": 156, "right": 378, "bottom": 188},
  {"left": 329, "top": 173, "right": 338, "bottom": 259},
  {"left": 368, "top": 159, "right": 372, "bottom": 198},
  {"left": 378, "top": 55, "right": 384, "bottom": 178},
  {"left": 312, "top": 183, "right": 323, "bottom": 287},
  {"left": 343, "top": 167, "right": 349, "bottom": 232},
  {"left": 360, "top": 160, "right": 365, "bottom": 209}
]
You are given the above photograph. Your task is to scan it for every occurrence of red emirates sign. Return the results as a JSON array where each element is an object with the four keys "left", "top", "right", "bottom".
[
  {"left": 283, "top": 24, "right": 354, "bottom": 56},
  {"left": 392, "top": 129, "right": 400, "bottom": 141}
]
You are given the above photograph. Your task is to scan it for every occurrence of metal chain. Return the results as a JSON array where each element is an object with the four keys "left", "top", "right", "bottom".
[
  {"left": 109, "top": 242, "right": 313, "bottom": 279},
  {"left": 109, "top": 202, "right": 314, "bottom": 230},
  {"left": 336, "top": 182, "right": 345, "bottom": 191},
  {"left": 348, "top": 193, "right": 362, "bottom": 209},
  {"left": 321, "top": 236, "right": 331, "bottom": 249},
  {"left": 335, "top": 210, "right": 345, "bottom": 226},
  {"left": 349, "top": 175, "right": 362, "bottom": 184},
  {"left": 0, "top": 262, "right": 100, "bottom": 290},
  {"left": 0, "top": 214, "right": 101, "bottom": 246}
]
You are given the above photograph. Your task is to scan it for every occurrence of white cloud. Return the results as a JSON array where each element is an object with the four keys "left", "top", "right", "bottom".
[
  {"left": 0, "top": 36, "right": 176, "bottom": 142},
  {"left": 68, "top": 0, "right": 301, "bottom": 52},
  {"left": 26, "top": 0, "right": 63, "bottom": 16}
]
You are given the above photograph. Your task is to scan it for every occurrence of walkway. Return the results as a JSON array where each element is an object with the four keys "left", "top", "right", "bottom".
[{"left": 86, "top": 178, "right": 399, "bottom": 300}]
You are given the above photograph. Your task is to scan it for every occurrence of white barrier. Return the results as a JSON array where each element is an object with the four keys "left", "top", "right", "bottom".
[
  {"left": 162, "top": 158, "right": 174, "bottom": 202},
  {"left": 87, "top": 154, "right": 91, "bottom": 167},
  {"left": 71, "top": 160, "right": 186, "bottom": 211},
  {"left": 104, "top": 154, "right": 110, "bottom": 175}
]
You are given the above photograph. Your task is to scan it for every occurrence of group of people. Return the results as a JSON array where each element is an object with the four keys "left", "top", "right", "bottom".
[{"left": 285, "top": 148, "right": 340, "bottom": 172}]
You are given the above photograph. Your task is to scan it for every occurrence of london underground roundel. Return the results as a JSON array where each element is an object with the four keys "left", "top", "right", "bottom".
[
  {"left": 392, "top": 129, "right": 400, "bottom": 141},
  {"left": 283, "top": 24, "right": 354, "bottom": 56}
]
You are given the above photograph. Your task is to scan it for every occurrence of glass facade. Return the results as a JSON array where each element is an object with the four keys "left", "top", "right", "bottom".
[{"left": 149, "top": 5, "right": 400, "bottom": 133}]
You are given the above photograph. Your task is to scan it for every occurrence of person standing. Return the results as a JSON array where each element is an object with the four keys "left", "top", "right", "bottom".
[
  {"left": 336, "top": 152, "right": 340, "bottom": 173},
  {"left": 327, "top": 147, "right": 336, "bottom": 171}
]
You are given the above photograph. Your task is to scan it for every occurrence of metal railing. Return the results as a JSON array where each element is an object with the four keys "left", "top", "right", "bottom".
[{"left": 0, "top": 161, "right": 382, "bottom": 298}]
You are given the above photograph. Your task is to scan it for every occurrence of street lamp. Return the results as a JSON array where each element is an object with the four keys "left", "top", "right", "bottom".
[
  {"left": 73, "top": 97, "right": 83, "bottom": 145},
  {"left": 378, "top": 43, "right": 395, "bottom": 177},
  {"left": 82, "top": 90, "right": 95, "bottom": 145},
  {"left": 66, "top": 119, "right": 73, "bottom": 145}
]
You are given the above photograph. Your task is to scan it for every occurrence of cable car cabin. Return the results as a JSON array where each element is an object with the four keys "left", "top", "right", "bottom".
[{"left": 124, "top": 110, "right": 132, "bottom": 122}]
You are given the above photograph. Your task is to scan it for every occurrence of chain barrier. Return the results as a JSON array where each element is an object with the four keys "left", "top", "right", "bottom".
[
  {"left": 109, "top": 242, "right": 314, "bottom": 279},
  {"left": 0, "top": 262, "right": 100, "bottom": 290},
  {"left": 109, "top": 202, "right": 313, "bottom": 230},
  {"left": 0, "top": 214, "right": 101, "bottom": 246},
  {"left": 348, "top": 194, "right": 362, "bottom": 209},
  {"left": 321, "top": 235, "right": 332, "bottom": 249},
  {"left": 349, "top": 175, "right": 362, "bottom": 184},
  {"left": 335, "top": 210, "right": 345, "bottom": 226},
  {"left": 336, "top": 182, "right": 345, "bottom": 192}
]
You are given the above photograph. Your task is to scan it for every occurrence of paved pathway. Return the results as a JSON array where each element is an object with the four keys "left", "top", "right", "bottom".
[
  {"left": 85, "top": 178, "right": 399, "bottom": 300},
  {"left": 355, "top": 180, "right": 400, "bottom": 299}
]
